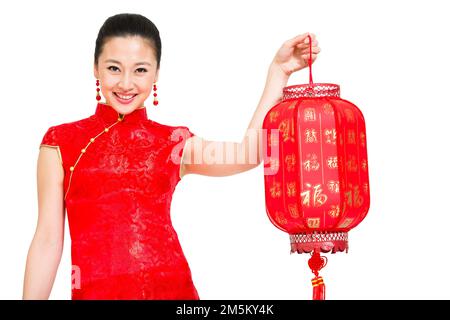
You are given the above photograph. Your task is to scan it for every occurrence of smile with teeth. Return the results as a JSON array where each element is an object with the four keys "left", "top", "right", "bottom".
[{"left": 114, "top": 92, "right": 137, "bottom": 100}]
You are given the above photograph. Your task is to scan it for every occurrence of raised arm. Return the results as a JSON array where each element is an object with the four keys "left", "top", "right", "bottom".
[
  {"left": 23, "top": 146, "right": 65, "bottom": 299},
  {"left": 180, "top": 33, "right": 320, "bottom": 178}
]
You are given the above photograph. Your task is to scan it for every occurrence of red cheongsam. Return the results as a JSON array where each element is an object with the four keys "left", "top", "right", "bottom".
[{"left": 39, "top": 102, "right": 199, "bottom": 300}]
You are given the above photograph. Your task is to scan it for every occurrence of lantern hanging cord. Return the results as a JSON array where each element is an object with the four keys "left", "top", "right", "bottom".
[{"left": 307, "top": 34, "right": 314, "bottom": 87}]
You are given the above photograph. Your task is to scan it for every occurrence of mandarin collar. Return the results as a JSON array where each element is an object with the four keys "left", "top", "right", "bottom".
[{"left": 94, "top": 102, "right": 148, "bottom": 125}]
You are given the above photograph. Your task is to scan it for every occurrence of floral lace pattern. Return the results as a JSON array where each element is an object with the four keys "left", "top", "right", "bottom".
[{"left": 40, "top": 102, "right": 198, "bottom": 299}]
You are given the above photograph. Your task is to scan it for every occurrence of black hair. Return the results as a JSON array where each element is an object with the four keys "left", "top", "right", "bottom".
[{"left": 94, "top": 13, "right": 162, "bottom": 69}]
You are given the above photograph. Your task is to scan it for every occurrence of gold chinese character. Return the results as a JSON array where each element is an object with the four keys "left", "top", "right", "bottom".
[
  {"left": 323, "top": 103, "right": 334, "bottom": 115},
  {"left": 304, "top": 107, "right": 316, "bottom": 122},
  {"left": 279, "top": 119, "right": 295, "bottom": 142},
  {"left": 328, "top": 204, "right": 340, "bottom": 218},
  {"left": 287, "top": 182, "right": 296, "bottom": 197},
  {"left": 288, "top": 204, "right": 299, "bottom": 218},
  {"left": 285, "top": 154, "right": 296, "bottom": 172},
  {"left": 338, "top": 218, "right": 353, "bottom": 228},
  {"left": 344, "top": 109, "right": 355, "bottom": 123},
  {"left": 324, "top": 128, "right": 337, "bottom": 144},
  {"left": 304, "top": 128, "right": 318, "bottom": 143},
  {"left": 327, "top": 180, "right": 340, "bottom": 193},
  {"left": 360, "top": 132, "right": 366, "bottom": 147},
  {"left": 270, "top": 181, "right": 282, "bottom": 198},
  {"left": 275, "top": 211, "right": 288, "bottom": 225},
  {"left": 307, "top": 218, "right": 321, "bottom": 228},
  {"left": 353, "top": 185, "right": 364, "bottom": 208},
  {"left": 327, "top": 156, "right": 338, "bottom": 169},
  {"left": 269, "top": 110, "right": 279, "bottom": 123},
  {"left": 346, "top": 155, "right": 358, "bottom": 172},
  {"left": 344, "top": 184, "right": 364, "bottom": 208},
  {"left": 361, "top": 159, "right": 368, "bottom": 171},
  {"left": 303, "top": 153, "right": 320, "bottom": 172},
  {"left": 347, "top": 130, "right": 356, "bottom": 144},
  {"left": 362, "top": 182, "right": 369, "bottom": 194},
  {"left": 301, "top": 183, "right": 328, "bottom": 207},
  {"left": 287, "top": 102, "right": 296, "bottom": 110}
]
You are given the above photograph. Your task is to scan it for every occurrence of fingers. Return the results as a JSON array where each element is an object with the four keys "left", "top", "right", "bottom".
[
  {"left": 298, "top": 36, "right": 318, "bottom": 47},
  {"left": 304, "top": 33, "right": 316, "bottom": 44},
  {"left": 302, "top": 53, "right": 318, "bottom": 59},
  {"left": 297, "top": 41, "right": 320, "bottom": 51},
  {"left": 297, "top": 43, "right": 320, "bottom": 58},
  {"left": 286, "top": 32, "right": 316, "bottom": 47},
  {"left": 286, "top": 33, "right": 319, "bottom": 56},
  {"left": 302, "top": 47, "right": 320, "bottom": 58},
  {"left": 307, "top": 46, "right": 321, "bottom": 54},
  {"left": 284, "top": 32, "right": 320, "bottom": 63},
  {"left": 302, "top": 52, "right": 319, "bottom": 62}
]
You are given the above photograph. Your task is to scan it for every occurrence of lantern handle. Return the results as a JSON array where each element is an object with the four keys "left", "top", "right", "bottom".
[{"left": 307, "top": 34, "right": 314, "bottom": 88}]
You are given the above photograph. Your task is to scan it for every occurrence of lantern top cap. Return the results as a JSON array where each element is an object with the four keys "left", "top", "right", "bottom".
[{"left": 282, "top": 83, "right": 340, "bottom": 101}]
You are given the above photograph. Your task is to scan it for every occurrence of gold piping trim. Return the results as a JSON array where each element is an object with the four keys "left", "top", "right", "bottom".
[
  {"left": 39, "top": 144, "right": 63, "bottom": 167},
  {"left": 64, "top": 113, "right": 124, "bottom": 200}
]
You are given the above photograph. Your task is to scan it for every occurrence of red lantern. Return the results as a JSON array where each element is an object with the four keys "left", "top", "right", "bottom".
[{"left": 262, "top": 36, "right": 370, "bottom": 300}]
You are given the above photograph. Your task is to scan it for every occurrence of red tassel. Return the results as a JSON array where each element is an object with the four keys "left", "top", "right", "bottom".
[
  {"left": 311, "top": 276, "right": 326, "bottom": 300},
  {"left": 308, "top": 249, "right": 327, "bottom": 300}
]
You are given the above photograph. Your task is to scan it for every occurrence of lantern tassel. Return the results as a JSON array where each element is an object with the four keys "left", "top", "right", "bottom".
[
  {"left": 308, "top": 249, "right": 327, "bottom": 300},
  {"left": 311, "top": 276, "right": 325, "bottom": 300}
]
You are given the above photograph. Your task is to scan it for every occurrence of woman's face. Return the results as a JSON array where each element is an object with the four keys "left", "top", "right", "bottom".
[{"left": 94, "top": 35, "right": 159, "bottom": 115}]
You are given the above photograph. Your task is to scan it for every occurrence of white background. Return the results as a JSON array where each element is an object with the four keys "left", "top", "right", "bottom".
[{"left": 1, "top": 0, "right": 449, "bottom": 300}]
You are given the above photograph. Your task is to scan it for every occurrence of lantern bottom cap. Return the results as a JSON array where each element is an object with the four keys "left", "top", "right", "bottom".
[{"left": 289, "top": 231, "right": 348, "bottom": 254}]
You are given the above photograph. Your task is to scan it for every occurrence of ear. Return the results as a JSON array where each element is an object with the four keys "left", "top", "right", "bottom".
[
  {"left": 154, "top": 69, "right": 159, "bottom": 83},
  {"left": 93, "top": 62, "right": 99, "bottom": 79}
]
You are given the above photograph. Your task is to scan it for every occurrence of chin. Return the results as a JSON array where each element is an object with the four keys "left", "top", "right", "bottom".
[{"left": 107, "top": 96, "right": 143, "bottom": 113}]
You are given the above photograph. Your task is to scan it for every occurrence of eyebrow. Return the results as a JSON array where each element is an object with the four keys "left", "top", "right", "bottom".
[{"left": 105, "top": 59, "right": 151, "bottom": 66}]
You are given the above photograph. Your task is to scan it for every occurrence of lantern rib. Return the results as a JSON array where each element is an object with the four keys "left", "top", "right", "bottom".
[
  {"left": 319, "top": 111, "right": 326, "bottom": 227},
  {"left": 332, "top": 98, "right": 348, "bottom": 231}
]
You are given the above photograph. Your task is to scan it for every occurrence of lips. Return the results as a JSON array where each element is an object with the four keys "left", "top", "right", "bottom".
[
  {"left": 113, "top": 92, "right": 137, "bottom": 104},
  {"left": 114, "top": 92, "right": 137, "bottom": 100}
]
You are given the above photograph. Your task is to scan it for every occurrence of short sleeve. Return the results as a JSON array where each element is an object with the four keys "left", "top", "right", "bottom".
[
  {"left": 39, "top": 126, "right": 63, "bottom": 165},
  {"left": 169, "top": 126, "right": 195, "bottom": 181},
  {"left": 40, "top": 126, "right": 59, "bottom": 147}
]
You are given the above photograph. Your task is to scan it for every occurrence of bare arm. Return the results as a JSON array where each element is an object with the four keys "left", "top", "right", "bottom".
[
  {"left": 23, "top": 146, "right": 65, "bottom": 299},
  {"left": 181, "top": 33, "right": 320, "bottom": 178}
]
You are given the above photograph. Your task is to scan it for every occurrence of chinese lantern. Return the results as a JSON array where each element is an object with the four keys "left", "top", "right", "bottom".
[{"left": 262, "top": 36, "right": 370, "bottom": 300}]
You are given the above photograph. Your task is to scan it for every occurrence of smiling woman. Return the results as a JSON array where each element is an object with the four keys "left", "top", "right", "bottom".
[
  {"left": 94, "top": 34, "right": 159, "bottom": 112},
  {"left": 24, "top": 13, "right": 199, "bottom": 300},
  {"left": 23, "top": 12, "right": 320, "bottom": 300}
]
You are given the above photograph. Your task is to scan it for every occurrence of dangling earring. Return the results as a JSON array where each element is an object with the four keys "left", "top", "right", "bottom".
[
  {"left": 96, "top": 79, "right": 101, "bottom": 101},
  {"left": 153, "top": 82, "right": 158, "bottom": 106}
]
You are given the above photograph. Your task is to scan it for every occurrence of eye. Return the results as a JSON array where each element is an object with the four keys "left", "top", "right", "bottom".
[
  {"left": 108, "top": 66, "right": 119, "bottom": 72},
  {"left": 136, "top": 68, "right": 147, "bottom": 73}
]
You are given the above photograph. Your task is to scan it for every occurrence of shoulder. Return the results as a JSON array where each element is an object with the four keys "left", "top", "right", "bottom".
[{"left": 40, "top": 115, "right": 95, "bottom": 147}]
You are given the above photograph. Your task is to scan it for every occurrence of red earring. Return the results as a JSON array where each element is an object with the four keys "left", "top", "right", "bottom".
[
  {"left": 153, "top": 82, "right": 158, "bottom": 106},
  {"left": 96, "top": 79, "right": 101, "bottom": 101}
]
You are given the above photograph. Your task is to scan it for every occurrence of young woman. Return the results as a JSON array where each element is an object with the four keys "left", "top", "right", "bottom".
[{"left": 23, "top": 13, "right": 320, "bottom": 300}]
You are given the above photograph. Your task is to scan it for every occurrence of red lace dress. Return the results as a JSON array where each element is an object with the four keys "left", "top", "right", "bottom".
[{"left": 39, "top": 102, "right": 199, "bottom": 300}]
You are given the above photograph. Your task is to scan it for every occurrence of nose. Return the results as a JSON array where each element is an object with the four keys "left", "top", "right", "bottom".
[{"left": 118, "top": 71, "right": 134, "bottom": 91}]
